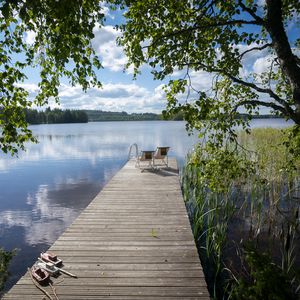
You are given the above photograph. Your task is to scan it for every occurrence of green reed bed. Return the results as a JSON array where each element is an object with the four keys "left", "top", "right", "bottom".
[{"left": 182, "top": 128, "right": 300, "bottom": 299}]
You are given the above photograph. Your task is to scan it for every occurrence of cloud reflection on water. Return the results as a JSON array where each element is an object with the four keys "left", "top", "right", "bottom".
[
  {"left": 0, "top": 184, "right": 79, "bottom": 246},
  {"left": 0, "top": 121, "right": 194, "bottom": 172},
  {"left": 0, "top": 121, "right": 198, "bottom": 291}
]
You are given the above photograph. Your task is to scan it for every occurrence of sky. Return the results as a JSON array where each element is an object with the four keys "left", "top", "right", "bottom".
[{"left": 20, "top": 2, "right": 300, "bottom": 114}]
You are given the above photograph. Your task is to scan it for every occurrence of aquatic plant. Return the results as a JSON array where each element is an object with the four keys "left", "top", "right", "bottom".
[
  {"left": 231, "top": 243, "right": 299, "bottom": 300},
  {"left": 0, "top": 248, "right": 15, "bottom": 292},
  {"left": 182, "top": 127, "right": 300, "bottom": 299}
]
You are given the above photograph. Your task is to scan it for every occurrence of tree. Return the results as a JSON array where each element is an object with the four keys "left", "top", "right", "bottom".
[
  {"left": 2, "top": 0, "right": 299, "bottom": 153},
  {"left": 117, "top": 0, "right": 300, "bottom": 143},
  {"left": 0, "top": 0, "right": 103, "bottom": 154}
]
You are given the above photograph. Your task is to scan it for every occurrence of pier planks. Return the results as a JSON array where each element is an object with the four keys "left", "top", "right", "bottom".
[{"left": 3, "top": 159, "right": 209, "bottom": 299}]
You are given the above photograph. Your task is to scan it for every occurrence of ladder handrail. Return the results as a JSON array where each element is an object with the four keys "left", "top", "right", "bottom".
[{"left": 128, "top": 143, "right": 139, "bottom": 160}]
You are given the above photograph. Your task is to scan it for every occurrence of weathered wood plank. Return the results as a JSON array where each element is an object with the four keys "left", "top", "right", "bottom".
[
  {"left": 4, "top": 296, "right": 209, "bottom": 300},
  {"left": 7, "top": 286, "right": 209, "bottom": 298},
  {"left": 47, "top": 250, "right": 198, "bottom": 256},
  {"left": 3, "top": 158, "right": 209, "bottom": 299},
  {"left": 17, "top": 277, "right": 207, "bottom": 286},
  {"left": 55, "top": 256, "right": 201, "bottom": 264},
  {"left": 54, "top": 241, "right": 195, "bottom": 246},
  {"left": 47, "top": 263, "right": 204, "bottom": 270}
]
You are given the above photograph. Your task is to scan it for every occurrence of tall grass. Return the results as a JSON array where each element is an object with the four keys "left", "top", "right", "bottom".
[{"left": 182, "top": 128, "right": 300, "bottom": 299}]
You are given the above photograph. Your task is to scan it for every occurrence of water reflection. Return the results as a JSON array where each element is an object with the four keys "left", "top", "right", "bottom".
[
  {"left": 0, "top": 122, "right": 195, "bottom": 172},
  {"left": 0, "top": 120, "right": 292, "bottom": 292},
  {"left": 0, "top": 121, "right": 199, "bottom": 292}
]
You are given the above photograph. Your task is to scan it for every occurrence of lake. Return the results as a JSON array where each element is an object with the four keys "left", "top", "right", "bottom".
[{"left": 0, "top": 119, "right": 293, "bottom": 292}]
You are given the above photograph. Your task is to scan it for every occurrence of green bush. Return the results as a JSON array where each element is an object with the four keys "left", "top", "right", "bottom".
[
  {"left": 0, "top": 248, "right": 15, "bottom": 292},
  {"left": 231, "top": 244, "right": 299, "bottom": 300}
]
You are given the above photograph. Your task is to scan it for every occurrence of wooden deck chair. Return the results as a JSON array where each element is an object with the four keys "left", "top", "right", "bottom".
[
  {"left": 136, "top": 150, "right": 155, "bottom": 170},
  {"left": 153, "top": 147, "right": 170, "bottom": 167}
]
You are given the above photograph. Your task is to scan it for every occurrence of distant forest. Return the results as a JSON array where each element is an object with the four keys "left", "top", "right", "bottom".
[
  {"left": 25, "top": 108, "right": 88, "bottom": 124},
  {"left": 25, "top": 108, "right": 282, "bottom": 125},
  {"left": 168, "top": 111, "right": 284, "bottom": 121},
  {"left": 84, "top": 110, "right": 162, "bottom": 121},
  {"left": 25, "top": 108, "right": 162, "bottom": 124}
]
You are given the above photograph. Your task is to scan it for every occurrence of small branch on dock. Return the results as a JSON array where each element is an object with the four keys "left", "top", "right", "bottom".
[
  {"left": 59, "top": 268, "right": 77, "bottom": 278},
  {"left": 54, "top": 277, "right": 65, "bottom": 285}
]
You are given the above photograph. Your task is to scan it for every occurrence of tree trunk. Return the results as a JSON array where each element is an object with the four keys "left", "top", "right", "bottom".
[{"left": 266, "top": 0, "right": 300, "bottom": 124}]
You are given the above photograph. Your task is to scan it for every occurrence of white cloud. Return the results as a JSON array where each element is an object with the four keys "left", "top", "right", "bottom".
[
  {"left": 57, "top": 82, "right": 167, "bottom": 112},
  {"left": 253, "top": 56, "right": 272, "bottom": 74},
  {"left": 17, "top": 83, "right": 40, "bottom": 94},
  {"left": 24, "top": 30, "right": 36, "bottom": 44},
  {"left": 65, "top": 82, "right": 165, "bottom": 112},
  {"left": 20, "top": 81, "right": 167, "bottom": 113},
  {"left": 100, "top": 4, "right": 115, "bottom": 20},
  {"left": 59, "top": 84, "right": 82, "bottom": 98},
  {"left": 189, "top": 70, "right": 215, "bottom": 91},
  {"left": 92, "top": 25, "right": 130, "bottom": 73}
]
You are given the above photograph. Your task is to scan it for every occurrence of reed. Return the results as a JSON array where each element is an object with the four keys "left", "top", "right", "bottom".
[{"left": 182, "top": 127, "right": 300, "bottom": 299}]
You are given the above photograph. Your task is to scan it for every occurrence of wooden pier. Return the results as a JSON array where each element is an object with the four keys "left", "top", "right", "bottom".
[{"left": 3, "top": 159, "right": 209, "bottom": 299}]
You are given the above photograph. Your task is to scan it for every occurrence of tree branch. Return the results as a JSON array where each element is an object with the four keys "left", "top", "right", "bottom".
[
  {"left": 144, "top": 18, "right": 263, "bottom": 50},
  {"left": 239, "top": 43, "right": 272, "bottom": 59},
  {"left": 223, "top": 72, "right": 295, "bottom": 116},
  {"left": 180, "top": 18, "right": 263, "bottom": 33},
  {"left": 178, "top": 59, "right": 296, "bottom": 118},
  {"left": 294, "top": 54, "right": 300, "bottom": 66},
  {"left": 195, "top": 0, "right": 216, "bottom": 20},
  {"left": 234, "top": 99, "right": 287, "bottom": 115},
  {"left": 179, "top": 60, "right": 287, "bottom": 104},
  {"left": 238, "top": 0, "right": 264, "bottom": 25}
]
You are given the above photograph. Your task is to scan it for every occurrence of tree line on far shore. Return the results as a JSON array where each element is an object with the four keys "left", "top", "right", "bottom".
[
  {"left": 85, "top": 110, "right": 162, "bottom": 122},
  {"left": 25, "top": 108, "right": 88, "bottom": 124},
  {"left": 25, "top": 108, "right": 283, "bottom": 125},
  {"left": 25, "top": 108, "right": 163, "bottom": 124}
]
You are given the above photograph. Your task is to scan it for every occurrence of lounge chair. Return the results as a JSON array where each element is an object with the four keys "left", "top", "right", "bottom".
[
  {"left": 153, "top": 146, "right": 170, "bottom": 167},
  {"left": 136, "top": 150, "right": 155, "bottom": 170}
]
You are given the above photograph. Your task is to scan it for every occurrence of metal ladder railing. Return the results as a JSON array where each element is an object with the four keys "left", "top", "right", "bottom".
[{"left": 128, "top": 143, "right": 139, "bottom": 161}]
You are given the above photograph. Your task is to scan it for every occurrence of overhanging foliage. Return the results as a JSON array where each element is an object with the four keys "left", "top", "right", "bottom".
[
  {"left": 116, "top": 0, "right": 300, "bottom": 140},
  {"left": 0, "top": 0, "right": 103, "bottom": 154}
]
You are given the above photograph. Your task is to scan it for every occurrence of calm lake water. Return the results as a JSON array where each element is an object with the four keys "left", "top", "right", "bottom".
[{"left": 0, "top": 119, "right": 293, "bottom": 292}]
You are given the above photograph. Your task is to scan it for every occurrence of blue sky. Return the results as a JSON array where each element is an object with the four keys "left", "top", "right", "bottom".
[
  {"left": 20, "top": 2, "right": 300, "bottom": 114},
  {"left": 20, "top": 4, "right": 170, "bottom": 113}
]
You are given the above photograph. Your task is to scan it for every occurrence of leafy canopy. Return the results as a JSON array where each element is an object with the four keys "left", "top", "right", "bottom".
[
  {"left": 0, "top": 0, "right": 103, "bottom": 154},
  {"left": 117, "top": 0, "right": 300, "bottom": 144},
  {"left": 1, "top": 0, "right": 300, "bottom": 154}
]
